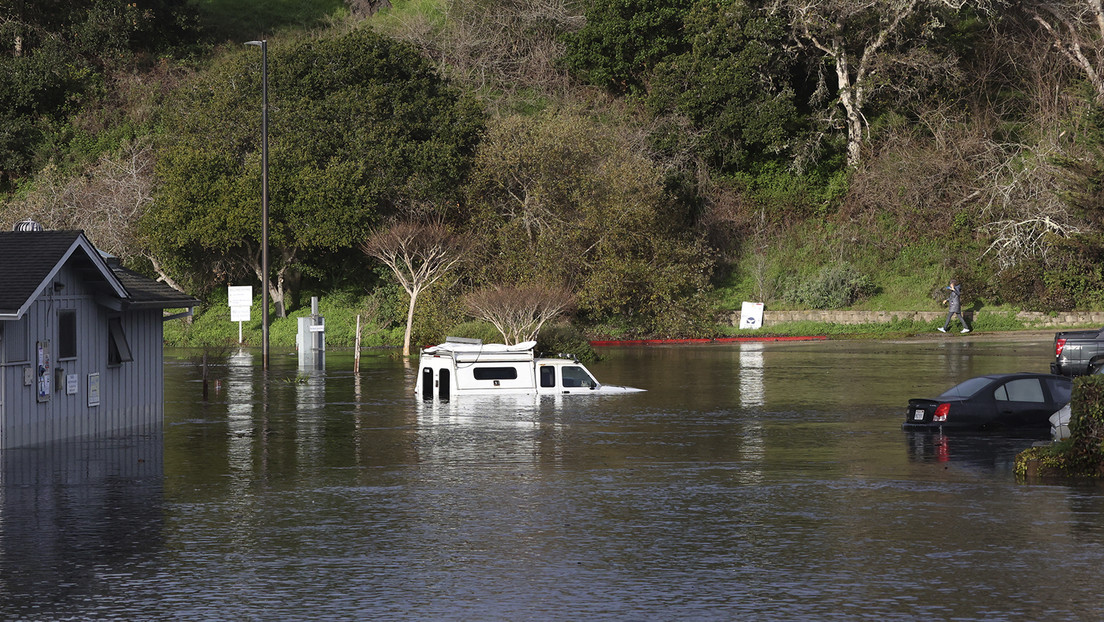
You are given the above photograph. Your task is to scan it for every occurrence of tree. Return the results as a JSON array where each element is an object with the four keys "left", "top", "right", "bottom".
[
  {"left": 361, "top": 221, "right": 468, "bottom": 357},
  {"left": 0, "top": 138, "right": 189, "bottom": 287},
  {"left": 648, "top": 0, "right": 802, "bottom": 173},
  {"left": 560, "top": 0, "right": 693, "bottom": 94},
  {"left": 783, "top": 0, "right": 988, "bottom": 166},
  {"left": 385, "top": 0, "right": 581, "bottom": 98},
  {"left": 1023, "top": 0, "right": 1104, "bottom": 102},
  {"left": 464, "top": 284, "right": 575, "bottom": 344},
  {"left": 148, "top": 28, "right": 484, "bottom": 312},
  {"left": 463, "top": 111, "right": 714, "bottom": 336}
]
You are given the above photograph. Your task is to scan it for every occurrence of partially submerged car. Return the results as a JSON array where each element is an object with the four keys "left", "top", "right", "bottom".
[{"left": 903, "top": 373, "right": 1072, "bottom": 431}]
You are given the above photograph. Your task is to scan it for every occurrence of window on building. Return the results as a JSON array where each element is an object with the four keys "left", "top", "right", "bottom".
[
  {"left": 1, "top": 321, "right": 30, "bottom": 364},
  {"left": 108, "top": 317, "right": 133, "bottom": 365},
  {"left": 58, "top": 310, "right": 77, "bottom": 359}
]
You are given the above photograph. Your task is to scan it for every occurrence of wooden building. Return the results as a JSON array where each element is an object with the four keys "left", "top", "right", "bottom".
[{"left": 0, "top": 227, "right": 198, "bottom": 448}]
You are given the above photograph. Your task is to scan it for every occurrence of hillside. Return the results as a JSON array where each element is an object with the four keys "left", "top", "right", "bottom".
[{"left": 2, "top": 0, "right": 1103, "bottom": 342}]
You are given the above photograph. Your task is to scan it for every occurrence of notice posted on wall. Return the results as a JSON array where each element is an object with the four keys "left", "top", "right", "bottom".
[
  {"left": 740, "top": 301, "right": 765, "bottom": 330},
  {"left": 88, "top": 373, "right": 100, "bottom": 407}
]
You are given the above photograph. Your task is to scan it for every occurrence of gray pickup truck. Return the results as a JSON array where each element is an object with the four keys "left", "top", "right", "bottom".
[{"left": 1051, "top": 327, "right": 1104, "bottom": 376}]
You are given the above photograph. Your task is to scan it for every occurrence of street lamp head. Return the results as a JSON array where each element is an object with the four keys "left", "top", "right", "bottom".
[{"left": 244, "top": 40, "right": 265, "bottom": 47}]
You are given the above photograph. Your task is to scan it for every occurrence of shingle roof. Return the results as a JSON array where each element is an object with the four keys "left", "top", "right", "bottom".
[
  {"left": 107, "top": 261, "right": 200, "bottom": 309},
  {"left": 0, "top": 230, "right": 198, "bottom": 319}
]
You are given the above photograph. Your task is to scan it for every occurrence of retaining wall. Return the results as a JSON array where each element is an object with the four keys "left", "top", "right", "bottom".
[{"left": 720, "top": 309, "right": 1104, "bottom": 329}]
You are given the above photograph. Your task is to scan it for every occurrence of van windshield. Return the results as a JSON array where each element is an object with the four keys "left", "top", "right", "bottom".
[{"left": 562, "top": 366, "right": 597, "bottom": 388}]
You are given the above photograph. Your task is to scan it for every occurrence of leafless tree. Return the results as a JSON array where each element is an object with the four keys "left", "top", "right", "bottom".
[
  {"left": 1026, "top": 0, "right": 1104, "bottom": 102},
  {"left": 361, "top": 221, "right": 467, "bottom": 356},
  {"left": 976, "top": 138, "right": 1082, "bottom": 270},
  {"left": 780, "top": 0, "right": 991, "bottom": 166},
  {"left": 464, "top": 283, "right": 575, "bottom": 345},
  {"left": 380, "top": 0, "right": 582, "bottom": 104},
  {"left": 1, "top": 139, "right": 151, "bottom": 253},
  {"left": 0, "top": 138, "right": 191, "bottom": 292}
]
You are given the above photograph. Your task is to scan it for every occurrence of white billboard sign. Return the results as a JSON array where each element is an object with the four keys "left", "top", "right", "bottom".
[
  {"left": 740, "top": 301, "right": 765, "bottom": 330},
  {"left": 228, "top": 285, "right": 252, "bottom": 322}
]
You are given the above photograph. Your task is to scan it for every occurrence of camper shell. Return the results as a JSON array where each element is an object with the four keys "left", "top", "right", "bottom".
[{"left": 415, "top": 338, "right": 643, "bottom": 401}]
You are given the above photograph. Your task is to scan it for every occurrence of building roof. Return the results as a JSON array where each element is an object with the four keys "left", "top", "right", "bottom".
[
  {"left": 0, "top": 230, "right": 198, "bottom": 320},
  {"left": 106, "top": 260, "right": 200, "bottom": 310}
]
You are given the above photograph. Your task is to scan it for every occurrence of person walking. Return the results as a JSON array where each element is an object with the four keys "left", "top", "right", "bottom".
[{"left": 937, "top": 279, "right": 971, "bottom": 333}]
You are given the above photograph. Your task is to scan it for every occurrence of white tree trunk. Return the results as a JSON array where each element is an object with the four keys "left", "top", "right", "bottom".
[{"left": 403, "top": 286, "right": 421, "bottom": 357}]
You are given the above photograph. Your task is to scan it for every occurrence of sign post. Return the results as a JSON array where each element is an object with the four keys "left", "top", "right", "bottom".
[{"left": 228, "top": 286, "right": 253, "bottom": 343}]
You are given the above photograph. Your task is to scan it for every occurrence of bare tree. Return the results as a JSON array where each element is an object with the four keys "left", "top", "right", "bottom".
[
  {"left": 464, "top": 284, "right": 575, "bottom": 345},
  {"left": 380, "top": 0, "right": 582, "bottom": 104},
  {"left": 975, "top": 137, "right": 1083, "bottom": 270},
  {"left": 1025, "top": 0, "right": 1104, "bottom": 102},
  {"left": 781, "top": 0, "right": 988, "bottom": 166},
  {"left": 0, "top": 138, "right": 192, "bottom": 292},
  {"left": 361, "top": 221, "right": 467, "bottom": 356}
]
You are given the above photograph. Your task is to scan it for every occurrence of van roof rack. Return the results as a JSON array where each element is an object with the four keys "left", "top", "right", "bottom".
[{"left": 445, "top": 336, "right": 483, "bottom": 345}]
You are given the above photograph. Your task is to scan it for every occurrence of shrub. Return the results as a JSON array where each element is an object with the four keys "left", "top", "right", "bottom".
[
  {"left": 1016, "top": 375, "right": 1104, "bottom": 478},
  {"left": 537, "top": 323, "right": 597, "bottom": 362},
  {"left": 784, "top": 263, "right": 875, "bottom": 309}
]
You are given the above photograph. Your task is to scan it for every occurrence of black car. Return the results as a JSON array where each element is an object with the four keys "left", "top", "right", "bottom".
[{"left": 903, "top": 373, "right": 1071, "bottom": 430}]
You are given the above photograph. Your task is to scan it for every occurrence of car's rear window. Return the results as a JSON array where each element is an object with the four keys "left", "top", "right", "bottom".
[{"left": 938, "top": 377, "right": 993, "bottom": 399}]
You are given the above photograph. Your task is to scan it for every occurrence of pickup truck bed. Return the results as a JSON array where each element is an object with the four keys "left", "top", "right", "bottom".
[{"left": 1052, "top": 327, "right": 1104, "bottom": 376}]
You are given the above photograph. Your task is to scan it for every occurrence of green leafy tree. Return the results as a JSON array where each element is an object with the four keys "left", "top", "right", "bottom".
[
  {"left": 147, "top": 29, "right": 484, "bottom": 313},
  {"left": 0, "top": 37, "right": 87, "bottom": 185},
  {"left": 463, "top": 111, "right": 714, "bottom": 336},
  {"left": 648, "top": 0, "right": 802, "bottom": 173},
  {"left": 0, "top": 0, "right": 201, "bottom": 187},
  {"left": 560, "top": 0, "right": 693, "bottom": 94}
]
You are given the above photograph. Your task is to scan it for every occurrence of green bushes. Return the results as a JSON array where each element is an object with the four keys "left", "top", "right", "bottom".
[
  {"left": 784, "top": 263, "right": 875, "bottom": 310},
  {"left": 1016, "top": 375, "right": 1104, "bottom": 479},
  {"left": 1061, "top": 375, "right": 1104, "bottom": 477}
]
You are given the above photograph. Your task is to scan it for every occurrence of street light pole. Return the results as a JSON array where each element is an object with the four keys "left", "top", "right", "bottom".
[{"left": 245, "top": 39, "right": 270, "bottom": 371}]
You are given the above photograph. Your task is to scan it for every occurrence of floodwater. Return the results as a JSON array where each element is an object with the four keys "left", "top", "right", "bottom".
[{"left": 2, "top": 337, "right": 1104, "bottom": 620}]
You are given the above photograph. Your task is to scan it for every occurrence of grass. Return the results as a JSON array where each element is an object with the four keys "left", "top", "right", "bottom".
[
  {"left": 165, "top": 294, "right": 1053, "bottom": 349},
  {"left": 714, "top": 310, "right": 1030, "bottom": 340},
  {"left": 369, "top": 0, "right": 450, "bottom": 33}
]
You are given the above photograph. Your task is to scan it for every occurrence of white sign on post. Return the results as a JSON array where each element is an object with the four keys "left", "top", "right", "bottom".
[
  {"left": 740, "top": 301, "right": 765, "bottom": 330},
  {"left": 228, "top": 285, "right": 253, "bottom": 342}
]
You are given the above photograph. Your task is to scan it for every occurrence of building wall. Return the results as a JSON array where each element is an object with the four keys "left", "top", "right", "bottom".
[{"left": 0, "top": 265, "right": 163, "bottom": 448}]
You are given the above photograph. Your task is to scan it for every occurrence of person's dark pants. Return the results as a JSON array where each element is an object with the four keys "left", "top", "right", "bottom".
[{"left": 943, "top": 310, "right": 970, "bottom": 331}]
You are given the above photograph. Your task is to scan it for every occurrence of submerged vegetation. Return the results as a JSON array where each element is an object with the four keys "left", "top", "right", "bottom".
[{"left": 3, "top": 0, "right": 1104, "bottom": 345}]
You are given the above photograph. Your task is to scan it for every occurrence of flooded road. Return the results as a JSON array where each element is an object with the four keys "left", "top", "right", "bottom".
[{"left": 2, "top": 337, "right": 1103, "bottom": 620}]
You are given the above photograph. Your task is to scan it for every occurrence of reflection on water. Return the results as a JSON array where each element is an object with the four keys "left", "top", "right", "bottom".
[
  {"left": 416, "top": 395, "right": 569, "bottom": 467},
  {"left": 227, "top": 349, "right": 254, "bottom": 477},
  {"left": 739, "top": 342, "right": 765, "bottom": 408},
  {"left": 0, "top": 433, "right": 164, "bottom": 618},
  {"left": 903, "top": 429, "right": 1044, "bottom": 475},
  {"left": 4, "top": 340, "right": 1104, "bottom": 620}
]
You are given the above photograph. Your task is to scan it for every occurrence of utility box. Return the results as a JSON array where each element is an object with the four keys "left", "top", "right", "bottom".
[{"left": 296, "top": 297, "right": 325, "bottom": 369}]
